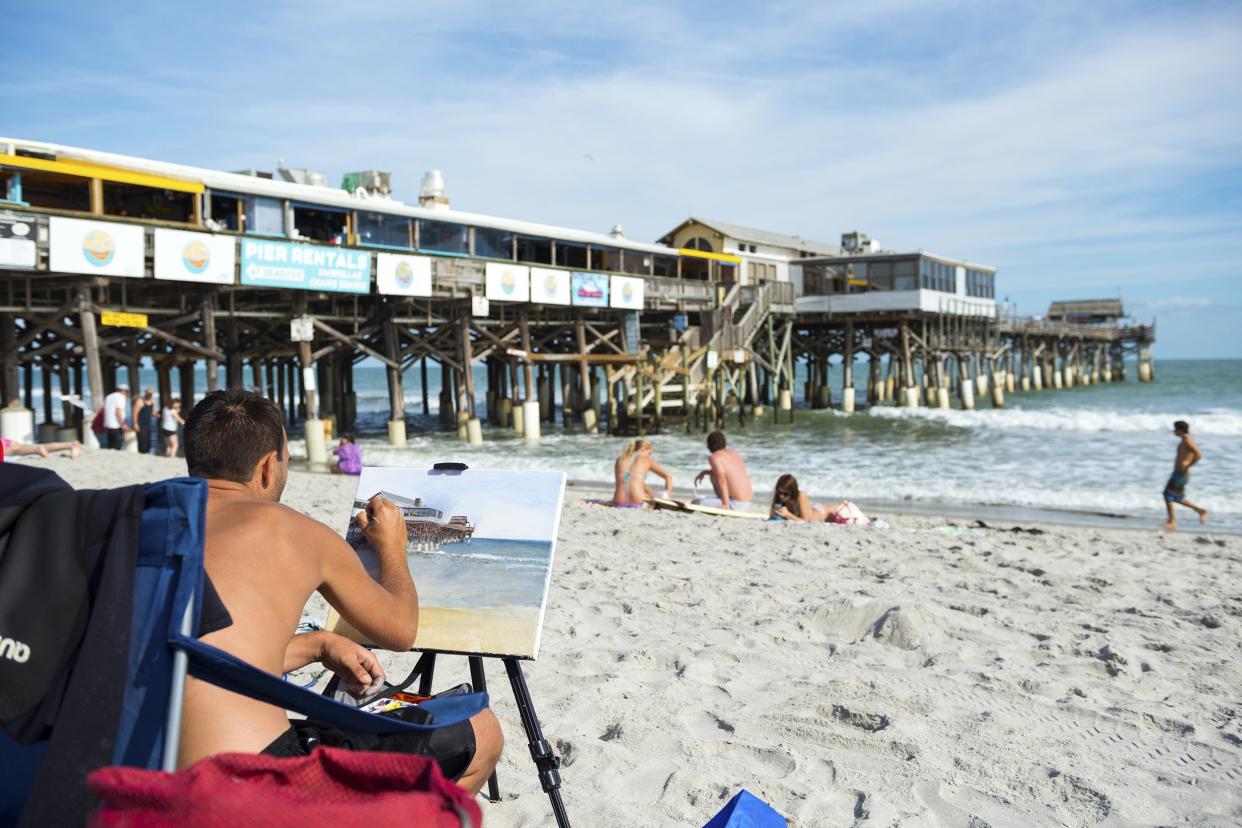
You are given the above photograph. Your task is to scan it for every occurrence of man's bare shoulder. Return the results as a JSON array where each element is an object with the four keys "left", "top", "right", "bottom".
[{"left": 207, "top": 497, "right": 341, "bottom": 542}]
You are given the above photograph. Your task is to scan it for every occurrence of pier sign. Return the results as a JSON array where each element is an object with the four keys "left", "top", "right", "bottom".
[
  {"left": 49, "top": 217, "right": 144, "bottom": 278},
  {"left": 376, "top": 252, "right": 432, "bottom": 297},
  {"left": 100, "top": 310, "right": 148, "bottom": 328},
  {"left": 0, "top": 211, "right": 37, "bottom": 269},
  {"left": 530, "top": 267, "right": 570, "bottom": 305},
  {"left": 239, "top": 238, "right": 370, "bottom": 293},
  {"left": 485, "top": 262, "right": 530, "bottom": 302},
  {"left": 154, "top": 228, "right": 235, "bottom": 284},
  {"left": 610, "top": 275, "right": 645, "bottom": 310},
  {"left": 570, "top": 271, "right": 609, "bottom": 308}
]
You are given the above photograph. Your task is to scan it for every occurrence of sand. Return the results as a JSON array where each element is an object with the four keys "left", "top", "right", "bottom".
[{"left": 13, "top": 450, "right": 1242, "bottom": 826}]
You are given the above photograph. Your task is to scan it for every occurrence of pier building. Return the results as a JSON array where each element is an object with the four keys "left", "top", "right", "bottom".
[{"left": 0, "top": 137, "right": 1155, "bottom": 456}]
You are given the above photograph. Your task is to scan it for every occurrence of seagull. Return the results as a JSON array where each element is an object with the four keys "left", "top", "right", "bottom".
[{"left": 583, "top": 154, "right": 595, "bottom": 162}]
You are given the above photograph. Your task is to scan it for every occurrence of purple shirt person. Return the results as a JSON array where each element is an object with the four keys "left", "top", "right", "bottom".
[{"left": 332, "top": 435, "right": 362, "bottom": 475}]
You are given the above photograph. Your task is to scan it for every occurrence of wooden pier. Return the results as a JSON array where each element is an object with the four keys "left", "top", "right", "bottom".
[{"left": 0, "top": 140, "right": 1157, "bottom": 456}]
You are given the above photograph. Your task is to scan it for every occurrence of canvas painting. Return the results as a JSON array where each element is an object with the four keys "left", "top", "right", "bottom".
[{"left": 326, "top": 467, "right": 566, "bottom": 659}]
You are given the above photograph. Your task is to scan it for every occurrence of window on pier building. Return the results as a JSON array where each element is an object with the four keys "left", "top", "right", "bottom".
[
  {"left": 681, "top": 256, "right": 710, "bottom": 280},
  {"left": 244, "top": 196, "right": 285, "bottom": 236},
  {"left": 357, "top": 210, "right": 411, "bottom": 248},
  {"left": 102, "top": 182, "right": 195, "bottom": 223},
  {"left": 620, "top": 250, "right": 651, "bottom": 275},
  {"left": 867, "top": 261, "right": 893, "bottom": 290},
  {"left": 590, "top": 246, "right": 621, "bottom": 272},
  {"left": 474, "top": 226, "right": 514, "bottom": 260},
  {"left": 516, "top": 236, "right": 552, "bottom": 265},
  {"left": 209, "top": 193, "right": 243, "bottom": 231},
  {"left": 291, "top": 204, "right": 347, "bottom": 243},
  {"left": 893, "top": 258, "right": 917, "bottom": 291},
  {"left": 418, "top": 219, "right": 469, "bottom": 254},
  {"left": 652, "top": 254, "right": 677, "bottom": 277},
  {"left": 684, "top": 236, "right": 713, "bottom": 252},
  {"left": 966, "top": 268, "right": 994, "bottom": 298},
  {"left": 15, "top": 169, "right": 91, "bottom": 212},
  {"left": 555, "top": 242, "right": 587, "bottom": 269}
]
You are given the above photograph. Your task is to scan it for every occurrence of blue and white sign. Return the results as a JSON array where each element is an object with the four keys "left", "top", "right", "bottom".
[
  {"left": 240, "top": 238, "right": 371, "bottom": 294},
  {"left": 571, "top": 272, "right": 609, "bottom": 308}
]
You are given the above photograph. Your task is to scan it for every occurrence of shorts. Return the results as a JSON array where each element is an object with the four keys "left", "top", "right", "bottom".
[
  {"left": 262, "top": 717, "right": 476, "bottom": 781},
  {"left": 1163, "top": 471, "right": 1188, "bottom": 503}
]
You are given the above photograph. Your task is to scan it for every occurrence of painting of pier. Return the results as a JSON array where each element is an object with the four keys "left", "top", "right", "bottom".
[{"left": 328, "top": 467, "right": 566, "bottom": 659}]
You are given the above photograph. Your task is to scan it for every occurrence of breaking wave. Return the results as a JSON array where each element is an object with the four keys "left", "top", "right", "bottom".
[{"left": 869, "top": 406, "right": 1242, "bottom": 436}]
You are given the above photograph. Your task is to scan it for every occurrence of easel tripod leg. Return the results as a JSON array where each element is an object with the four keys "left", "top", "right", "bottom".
[
  {"left": 503, "top": 658, "right": 570, "bottom": 828},
  {"left": 469, "top": 655, "right": 502, "bottom": 803}
]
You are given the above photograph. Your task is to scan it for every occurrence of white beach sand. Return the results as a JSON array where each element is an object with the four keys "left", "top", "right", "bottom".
[{"left": 17, "top": 451, "right": 1242, "bottom": 826}]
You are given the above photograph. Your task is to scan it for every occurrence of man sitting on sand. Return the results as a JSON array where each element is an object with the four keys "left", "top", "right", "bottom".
[
  {"left": 1162, "top": 419, "right": 1208, "bottom": 530},
  {"left": 692, "top": 431, "right": 753, "bottom": 510},
  {"left": 178, "top": 389, "right": 502, "bottom": 793}
]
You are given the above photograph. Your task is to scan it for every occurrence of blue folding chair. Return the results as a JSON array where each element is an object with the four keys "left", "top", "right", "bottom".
[{"left": 1, "top": 475, "right": 488, "bottom": 827}]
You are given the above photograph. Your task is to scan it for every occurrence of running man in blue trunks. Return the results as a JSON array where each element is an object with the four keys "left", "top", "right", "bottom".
[{"left": 1162, "top": 420, "right": 1207, "bottom": 530}]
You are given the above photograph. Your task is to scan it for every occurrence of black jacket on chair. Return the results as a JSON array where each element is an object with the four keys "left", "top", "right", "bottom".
[{"left": 0, "top": 463, "right": 144, "bottom": 826}]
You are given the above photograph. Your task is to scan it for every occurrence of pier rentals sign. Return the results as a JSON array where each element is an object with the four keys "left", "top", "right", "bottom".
[{"left": 240, "top": 239, "right": 371, "bottom": 293}]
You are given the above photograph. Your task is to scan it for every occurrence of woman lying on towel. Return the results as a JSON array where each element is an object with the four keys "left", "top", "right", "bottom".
[
  {"left": 613, "top": 439, "right": 673, "bottom": 507},
  {"left": 770, "top": 474, "right": 870, "bottom": 525}
]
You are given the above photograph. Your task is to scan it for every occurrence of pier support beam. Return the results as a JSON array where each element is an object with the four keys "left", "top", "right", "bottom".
[
  {"left": 958, "top": 354, "right": 975, "bottom": 410},
  {"left": 382, "top": 310, "right": 406, "bottom": 446},
  {"left": 842, "top": 322, "right": 856, "bottom": 413}
]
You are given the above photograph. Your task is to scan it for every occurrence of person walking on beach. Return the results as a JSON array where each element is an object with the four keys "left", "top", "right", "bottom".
[
  {"left": 132, "top": 387, "right": 156, "bottom": 454},
  {"left": 161, "top": 398, "right": 185, "bottom": 458},
  {"left": 1162, "top": 420, "right": 1208, "bottom": 530},
  {"left": 613, "top": 439, "right": 673, "bottom": 507},
  {"left": 692, "top": 430, "right": 754, "bottom": 510},
  {"left": 102, "top": 384, "right": 130, "bottom": 450}
]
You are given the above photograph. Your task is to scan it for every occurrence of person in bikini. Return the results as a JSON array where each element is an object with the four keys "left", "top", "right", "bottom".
[
  {"left": 612, "top": 439, "right": 673, "bottom": 507},
  {"left": 0, "top": 436, "right": 81, "bottom": 460},
  {"left": 177, "top": 389, "right": 502, "bottom": 793},
  {"left": 1162, "top": 419, "right": 1207, "bottom": 530},
  {"left": 770, "top": 473, "right": 869, "bottom": 524}
]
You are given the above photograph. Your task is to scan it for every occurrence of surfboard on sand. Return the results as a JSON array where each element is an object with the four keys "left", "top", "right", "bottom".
[{"left": 646, "top": 497, "right": 769, "bottom": 520}]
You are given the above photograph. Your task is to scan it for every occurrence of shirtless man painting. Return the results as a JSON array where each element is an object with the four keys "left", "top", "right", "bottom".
[
  {"left": 693, "top": 431, "right": 753, "bottom": 510},
  {"left": 178, "top": 389, "right": 502, "bottom": 793},
  {"left": 1162, "top": 419, "right": 1208, "bottom": 530}
]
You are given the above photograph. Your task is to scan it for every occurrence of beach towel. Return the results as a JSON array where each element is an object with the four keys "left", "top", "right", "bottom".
[{"left": 88, "top": 746, "right": 482, "bottom": 828}]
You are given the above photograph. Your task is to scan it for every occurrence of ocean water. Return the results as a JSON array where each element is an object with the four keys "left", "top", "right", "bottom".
[
  {"left": 28, "top": 358, "right": 1241, "bottom": 530},
  {"left": 351, "top": 536, "right": 554, "bottom": 609}
]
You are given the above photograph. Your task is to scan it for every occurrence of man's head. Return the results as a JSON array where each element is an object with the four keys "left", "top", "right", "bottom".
[
  {"left": 185, "top": 389, "right": 288, "bottom": 500},
  {"left": 1174, "top": 420, "right": 1190, "bottom": 436},
  {"left": 117, "top": 384, "right": 130, "bottom": 396},
  {"left": 707, "top": 431, "right": 727, "bottom": 453}
]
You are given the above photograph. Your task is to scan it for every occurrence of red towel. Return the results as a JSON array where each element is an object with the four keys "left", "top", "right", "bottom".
[{"left": 87, "top": 747, "right": 482, "bottom": 827}]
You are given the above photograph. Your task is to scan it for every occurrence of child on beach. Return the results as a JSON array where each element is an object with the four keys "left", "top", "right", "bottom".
[
  {"left": 331, "top": 434, "right": 363, "bottom": 475},
  {"left": 613, "top": 439, "right": 673, "bottom": 507},
  {"left": 1162, "top": 420, "right": 1208, "bottom": 530},
  {"left": 770, "top": 474, "right": 869, "bottom": 525},
  {"left": 162, "top": 399, "right": 185, "bottom": 458}
]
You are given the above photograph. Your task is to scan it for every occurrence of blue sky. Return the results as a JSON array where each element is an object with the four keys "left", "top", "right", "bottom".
[{"left": 8, "top": 0, "right": 1242, "bottom": 357}]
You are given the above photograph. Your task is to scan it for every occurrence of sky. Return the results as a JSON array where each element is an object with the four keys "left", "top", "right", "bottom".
[
  {"left": 353, "top": 467, "right": 565, "bottom": 541},
  {"left": 7, "top": 0, "right": 1242, "bottom": 357}
]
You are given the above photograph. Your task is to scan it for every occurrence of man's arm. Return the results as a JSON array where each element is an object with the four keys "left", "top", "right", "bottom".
[
  {"left": 709, "top": 456, "right": 731, "bottom": 508},
  {"left": 284, "top": 631, "right": 385, "bottom": 696},
  {"left": 315, "top": 496, "right": 419, "bottom": 651},
  {"left": 1186, "top": 436, "right": 1204, "bottom": 468}
]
